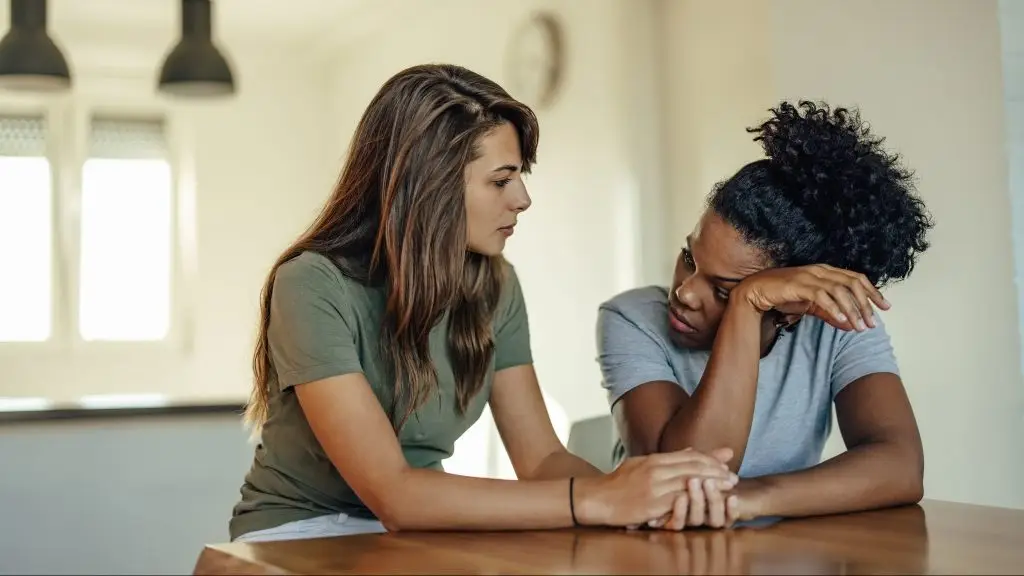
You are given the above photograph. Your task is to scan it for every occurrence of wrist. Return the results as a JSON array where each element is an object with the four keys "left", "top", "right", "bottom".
[
  {"left": 736, "top": 476, "right": 775, "bottom": 520},
  {"left": 727, "top": 288, "right": 767, "bottom": 317},
  {"left": 571, "top": 475, "right": 608, "bottom": 526},
  {"left": 724, "top": 295, "right": 767, "bottom": 330}
]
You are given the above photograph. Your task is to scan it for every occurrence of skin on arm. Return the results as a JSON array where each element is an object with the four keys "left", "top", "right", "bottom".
[
  {"left": 658, "top": 301, "right": 763, "bottom": 468},
  {"left": 489, "top": 364, "right": 604, "bottom": 480},
  {"left": 295, "top": 372, "right": 736, "bottom": 532},
  {"left": 737, "top": 372, "right": 924, "bottom": 520},
  {"left": 611, "top": 298, "right": 765, "bottom": 472}
]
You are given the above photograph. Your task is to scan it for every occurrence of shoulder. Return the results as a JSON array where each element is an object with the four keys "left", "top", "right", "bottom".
[
  {"left": 276, "top": 251, "right": 343, "bottom": 286},
  {"left": 271, "top": 251, "right": 373, "bottom": 320},
  {"left": 785, "top": 313, "right": 898, "bottom": 375},
  {"left": 598, "top": 286, "right": 669, "bottom": 329},
  {"left": 495, "top": 259, "right": 526, "bottom": 313},
  {"left": 274, "top": 251, "right": 367, "bottom": 297}
]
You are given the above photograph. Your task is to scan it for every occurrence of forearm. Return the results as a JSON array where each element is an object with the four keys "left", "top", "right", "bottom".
[
  {"left": 382, "top": 468, "right": 596, "bottom": 531},
  {"left": 753, "top": 441, "right": 924, "bottom": 519},
  {"left": 528, "top": 449, "right": 605, "bottom": 480},
  {"left": 658, "top": 302, "right": 763, "bottom": 468}
]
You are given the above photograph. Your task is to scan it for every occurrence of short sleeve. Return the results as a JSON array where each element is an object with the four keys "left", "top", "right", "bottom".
[
  {"left": 596, "top": 305, "right": 677, "bottom": 406},
  {"left": 830, "top": 313, "right": 901, "bottom": 400},
  {"left": 267, "top": 255, "right": 364, "bottom": 391},
  {"left": 493, "top": 264, "right": 533, "bottom": 371}
]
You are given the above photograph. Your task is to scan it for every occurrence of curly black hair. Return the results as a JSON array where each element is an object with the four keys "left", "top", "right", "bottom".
[{"left": 708, "top": 100, "right": 934, "bottom": 287}]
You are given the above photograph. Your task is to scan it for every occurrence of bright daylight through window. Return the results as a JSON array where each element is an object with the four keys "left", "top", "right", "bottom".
[
  {"left": 0, "top": 116, "right": 52, "bottom": 342},
  {"left": 79, "top": 117, "right": 173, "bottom": 342}
]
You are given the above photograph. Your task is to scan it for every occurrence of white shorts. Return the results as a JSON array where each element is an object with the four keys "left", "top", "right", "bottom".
[{"left": 233, "top": 512, "right": 387, "bottom": 543}]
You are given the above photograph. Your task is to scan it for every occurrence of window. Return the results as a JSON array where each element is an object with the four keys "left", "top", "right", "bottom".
[
  {"left": 0, "top": 116, "right": 52, "bottom": 342},
  {"left": 78, "top": 118, "right": 173, "bottom": 341}
]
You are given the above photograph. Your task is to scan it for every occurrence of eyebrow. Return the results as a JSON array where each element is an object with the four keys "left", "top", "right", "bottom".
[
  {"left": 685, "top": 235, "right": 745, "bottom": 284},
  {"left": 491, "top": 164, "right": 520, "bottom": 174}
]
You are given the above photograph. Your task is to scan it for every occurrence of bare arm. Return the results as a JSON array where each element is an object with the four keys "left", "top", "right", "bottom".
[
  {"left": 296, "top": 374, "right": 582, "bottom": 532},
  {"left": 740, "top": 372, "right": 924, "bottom": 519},
  {"left": 296, "top": 372, "right": 734, "bottom": 532},
  {"left": 489, "top": 364, "right": 603, "bottom": 480},
  {"left": 613, "top": 300, "right": 764, "bottom": 472}
]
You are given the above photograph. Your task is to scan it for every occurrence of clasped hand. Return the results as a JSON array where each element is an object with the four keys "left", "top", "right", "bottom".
[{"left": 640, "top": 448, "right": 759, "bottom": 531}]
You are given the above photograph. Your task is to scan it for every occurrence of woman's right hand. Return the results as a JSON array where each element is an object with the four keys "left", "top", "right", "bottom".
[
  {"left": 733, "top": 264, "right": 890, "bottom": 332},
  {"left": 573, "top": 448, "right": 738, "bottom": 527}
]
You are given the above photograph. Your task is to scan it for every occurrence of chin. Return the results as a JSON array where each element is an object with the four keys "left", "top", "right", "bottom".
[
  {"left": 669, "top": 330, "right": 712, "bottom": 351},
  {"left": 467, "top": 240, "right": 506, "bottom": 257}
]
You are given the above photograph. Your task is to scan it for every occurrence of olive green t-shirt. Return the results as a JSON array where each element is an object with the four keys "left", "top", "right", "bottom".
[{"left": 229, "top": 251, "right": 533, "bottom": 540}]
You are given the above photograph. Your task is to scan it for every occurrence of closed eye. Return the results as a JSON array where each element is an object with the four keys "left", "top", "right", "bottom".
[
  {"left": 681, "top": 247, "right": 695, "bottom": 268},
  {"left": 494, "top": 178, "right": 512, "bottom": 189}
]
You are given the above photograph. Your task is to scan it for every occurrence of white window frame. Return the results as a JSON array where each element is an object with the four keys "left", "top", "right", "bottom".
[{"left": 0, "top": 86, "right": 196, "bottom": 361}]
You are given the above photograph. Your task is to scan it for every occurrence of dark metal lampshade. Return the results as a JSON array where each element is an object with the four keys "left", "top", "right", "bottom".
[
  {"left": 158, "top": 0, "right": 235, "bottom": 97},
  {"left": 0, "top": 0, "right": 72, "bottom": 92}
]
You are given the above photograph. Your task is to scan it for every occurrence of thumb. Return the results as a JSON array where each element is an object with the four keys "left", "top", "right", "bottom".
[{"left": 711, "top": 447, "right": 734, "bottom": 464}]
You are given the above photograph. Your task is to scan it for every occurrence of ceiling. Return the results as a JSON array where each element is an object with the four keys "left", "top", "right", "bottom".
[{"left": 0, "top": 0, "right": 384, "bottom": 48}]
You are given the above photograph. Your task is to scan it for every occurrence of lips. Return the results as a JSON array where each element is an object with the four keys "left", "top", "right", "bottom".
[
  {"left": 668, "top": 305, "right": 698, "bottom": 334},
  {"left": 498, "top": 223, "right": 516, "bottom": 236}
]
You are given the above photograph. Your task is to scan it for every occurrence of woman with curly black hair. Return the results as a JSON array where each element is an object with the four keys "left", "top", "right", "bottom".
[{"left": 597, "top": 101, "right": 935, "bottom": 530}]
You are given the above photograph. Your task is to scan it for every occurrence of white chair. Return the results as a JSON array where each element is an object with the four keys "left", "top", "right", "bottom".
[{"left": 566, "top": 414, "right": 620, "bottom": 473}]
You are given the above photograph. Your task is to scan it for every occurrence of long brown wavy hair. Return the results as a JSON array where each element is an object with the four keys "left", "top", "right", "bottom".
[{"left": 244, "top": 64, "right": 539, "bottom": 433}]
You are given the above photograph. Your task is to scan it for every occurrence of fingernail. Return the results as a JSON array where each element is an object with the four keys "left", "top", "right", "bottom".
[
  {"left": 730, "top": 473, "right": 739, "bottom": 483},
  {"left": 856, "top": 319, "right": 866, "bottom": 331},
  {"left": 837, "top": 313, "right": 848, "bottom": 322}
]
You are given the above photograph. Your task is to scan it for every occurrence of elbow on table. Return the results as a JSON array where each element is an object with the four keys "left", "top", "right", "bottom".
[
  {"left": 362, "top": 474, "right": 418, "bottom": 532},
  {"left": 903, "top": 467, "right": 925, "bottom": 505},
  {"left": 374, "top": 500, "right": 411, "bottom": 532},
  {"left": 895, "top": 451, "right": 925, "bottom": 506}
]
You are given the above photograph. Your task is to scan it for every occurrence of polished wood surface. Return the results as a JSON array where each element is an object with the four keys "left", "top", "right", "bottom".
[{"left": 194, "top": 500, "right": 1024, "bottom": 575}]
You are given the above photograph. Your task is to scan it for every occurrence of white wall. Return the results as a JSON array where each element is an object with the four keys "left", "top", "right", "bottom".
[
  {"left": 323, "top": 0, "right": 669, "bottom": 427},
  {"left": 1000, "top": 0, "right": 1024, "bottom": 377},
  {"left": 0, "top": 36, "right": 336, "bottom": 405},
  {"left": 662, "top": 0, "right": 1024, "bottom": 510}
]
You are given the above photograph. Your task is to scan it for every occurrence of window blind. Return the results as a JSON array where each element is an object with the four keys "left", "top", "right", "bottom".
[
  {"left": 0, "top": 115, "right": 47, "bottom": 157},
  {"left": 88, "top": 117, "right": 168, "bottom": 160}
]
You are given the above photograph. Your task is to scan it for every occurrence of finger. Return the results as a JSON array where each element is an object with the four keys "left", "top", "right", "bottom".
[
  {"left": 805, "top": 284, "right": 850, "bottom": 330},
  {"left": 726, "top": 495, "right": 739, "bottom": 528},
  {"left": 831, "top": 266, "right": 890, "bottom": 311},
  {"left": 653, "top": 449, "right": 731, "bottom": 469},
  {"left": 710, "top": 447, "right": 734, "bottom": 464},
  {"left": 666, "top": 493, "right": 689, "bottom": 531},
  {"left": 687, "top": 477, "right": 705, "bottom": 527},
  {"left": 839, "top": 267, "right": 889, "bottom": 310},
  {"left": 843, "top": 277, "right": 877, "bottom": 329},
  {"left": 655, "top": 470, "right": 738, "bottom": 499},
  {"left": 704, "top": 479, "right": 726, "bottom": 528},
  {"left": 828, "top": 283, "right": 866, "bottom": 332},
  {"left": 652, "top": 460, "right": 736, "bottom": 483}
]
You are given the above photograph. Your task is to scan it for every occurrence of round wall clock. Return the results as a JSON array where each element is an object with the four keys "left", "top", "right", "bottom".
[{"left": 505, "top": 12, "right": 566, "bottom": 109}]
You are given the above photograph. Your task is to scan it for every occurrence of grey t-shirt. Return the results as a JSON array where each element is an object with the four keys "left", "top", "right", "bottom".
[{"left": 596, "top": 286, "right": 900, "bottom": 478}]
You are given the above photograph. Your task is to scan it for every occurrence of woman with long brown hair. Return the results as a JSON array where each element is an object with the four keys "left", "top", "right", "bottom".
[{"left": 229, "top": 63, "right": 736, "bottom": 543}]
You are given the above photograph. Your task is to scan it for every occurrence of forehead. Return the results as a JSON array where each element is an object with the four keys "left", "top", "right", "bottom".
[
  {"left": 475, "top": 122, "right": 522, "bottom": 164},
  {"left": 690, "top": 211, "right": 767, "bottom": 275}
]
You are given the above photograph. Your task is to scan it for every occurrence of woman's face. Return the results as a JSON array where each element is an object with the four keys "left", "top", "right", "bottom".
[
  {"left": 464, "top": 122, "right": 532, "bottom": 256},
  {"left": 668, "top": 210, "right": 771, "bottom": 349}
]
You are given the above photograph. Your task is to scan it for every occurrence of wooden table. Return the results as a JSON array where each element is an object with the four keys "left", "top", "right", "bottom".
[{"left": 193, "top": 500, "right": 1024, "bottom": 574}]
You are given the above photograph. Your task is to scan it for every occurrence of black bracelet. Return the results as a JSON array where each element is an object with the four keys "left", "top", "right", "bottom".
[{"left": 569, "top": 477, "right": 580, "bottom": 526}]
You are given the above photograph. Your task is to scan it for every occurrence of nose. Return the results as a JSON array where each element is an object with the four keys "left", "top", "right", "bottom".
[
  {"left": 513, "top": 185, "right": 532, "bottom": 213},
  {"left": 674, "top": 275, "right": 701, "bottom": 310}
]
